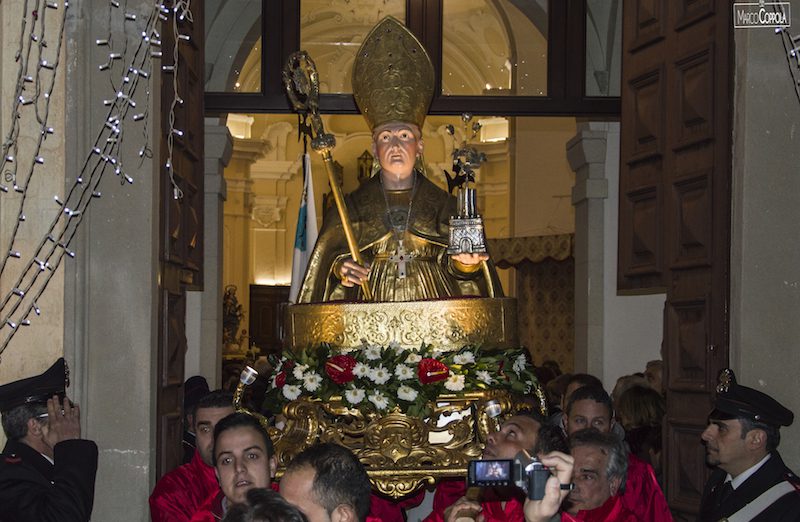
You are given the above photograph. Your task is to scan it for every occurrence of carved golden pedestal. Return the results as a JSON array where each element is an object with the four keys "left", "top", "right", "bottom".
[
  {"left": 269, "top": 390, "right": 526, "bottom": 498},
  {"left": 285, "top": 297, "right": 518, "bottom": 351},
  {"left": 267, "top": 296, "right": 540, "bottom": 498}
]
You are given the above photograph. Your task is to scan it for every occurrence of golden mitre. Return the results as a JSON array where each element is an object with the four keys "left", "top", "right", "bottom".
[{"left": 352, "top": 16, "right": 435, "bottom": 131}]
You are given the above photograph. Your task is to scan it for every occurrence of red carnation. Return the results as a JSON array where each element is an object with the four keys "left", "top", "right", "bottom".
[
  {"left": 274, "top": 371, "right": 286, "bottom": 388},
  {"left": 418, "top": 358, "right": 449, "bottom": 384},
  {"left": 325, "top": 354, "right": 357, "bottom": 385}
]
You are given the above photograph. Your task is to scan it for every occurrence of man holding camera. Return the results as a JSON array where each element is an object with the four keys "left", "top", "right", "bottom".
[
  {"left": 561, "top": 386, "right": 671, "bottom": 521},
  {"left": 561, "top": 429, "right": 636, "bottom": 521},
  {"left": 424, "top": 411, "right": 568, "bottom": 521}
]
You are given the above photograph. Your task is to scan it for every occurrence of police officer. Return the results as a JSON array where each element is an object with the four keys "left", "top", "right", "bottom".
[
  {"left": 698, "top": 369, "right": 800, "bottom": 521},
  {"left": 0, "top": 358, "right": 98, "bottom": 522}
]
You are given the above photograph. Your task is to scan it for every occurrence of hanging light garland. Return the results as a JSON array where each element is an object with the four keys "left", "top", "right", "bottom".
[
  {"left": 0, "top": 0, "right": 191, "bottom": 356},
  {"left": 773, "top": 3, "right": 800, "bottom": 106}
]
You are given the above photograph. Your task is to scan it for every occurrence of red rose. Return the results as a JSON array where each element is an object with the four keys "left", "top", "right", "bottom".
[
  {"left": 418, "top": 358, "right": 449, "bottom": 384},
  {"left": 274, "top": 371, "right": 286, "bottom": 388},
  {"left": 325, "top": 354, "right": 357, "bottom": 385}
]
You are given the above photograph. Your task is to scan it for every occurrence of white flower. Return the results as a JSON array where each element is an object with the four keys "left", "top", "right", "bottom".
[
  {"left": 293, "top": 364, "right": 308, "bottom": 380},
  {"left": 364, "top": 345, "right": 382, "bottom": 361},
  {"left": 395, "top": 364, "right": 414, "bottom": 381},
  {"left": 476, "top": 370, "right": 494, "bottom": 385},
  {"left": 405, "top": 352, "right": 422, "bottom": 364},
  {"left": 453, "top": 351, "right": 476, "bottom": 365},
  {"left": 389, "top": 341, "right": 404, "bottom": 355},
  {"left": 303, "top": 372, "right": 323, "bottom": 392},
  {"left": 444, "top": 373, "right": 465, "bottom": 392},
  {"left": 397, "top": 385, "right": 418, "bottom": 402},
  {"left": 513, "top": 354, "right": 527, "bottom": 374},
  {"left": 353, "top": 362, "right": 370, "bottom": 378},
  {"left": 369, "top": 391, "right": 389, "bottom": 410},
  {"left": 345, "top": 387, "right": 366, "bottom": 405},
  {"left": 282, "top": 385, "right": 301, "bottom": 401},
  {"left": 369, "top": 365, "right": 391, "bottom": 385}
]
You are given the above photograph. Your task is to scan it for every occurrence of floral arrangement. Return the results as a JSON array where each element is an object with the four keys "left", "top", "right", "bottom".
[{"left": 264, "top": 342, "right": 537, "bottom": 418}]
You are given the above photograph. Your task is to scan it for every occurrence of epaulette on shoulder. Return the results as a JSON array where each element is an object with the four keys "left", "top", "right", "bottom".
[
  {"left": 3, "top": 455, "right": 22, "bottom": 465},
  {"left": 783, "top": 471, "right": 800, "bottom": 491}
]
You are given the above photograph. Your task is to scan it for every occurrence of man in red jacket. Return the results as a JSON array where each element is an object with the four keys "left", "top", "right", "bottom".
[
  {"left": 149, "top": 391, "right": 234, "bottom": 522},
  {"left": 561, "top": 429, "right": 636, "bottom": 521},
  {"left": 190, "top": 412, "right": 276, "bottom": 521},
  {"left": 280, "top": 442, "right": 374, "bottom": 522},
  {"left": 563, "top": 386, "right": 672, "bottom": 522}
]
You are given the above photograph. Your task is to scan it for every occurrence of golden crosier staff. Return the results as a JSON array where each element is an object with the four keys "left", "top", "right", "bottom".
[{"left": 283, "top": 51, "right": 373, "bottom": 301}]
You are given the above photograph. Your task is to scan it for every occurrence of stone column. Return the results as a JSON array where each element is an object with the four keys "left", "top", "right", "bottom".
[
  {"left": 566, "top": 123, "right": 609, "bottom": 375},
  {"left": 63, "top": 0, "right": 162, "bottom": 519},
  {"left": 185, "top": 119, "right": 231, "bottom": 387},
  {"left": 566, "top": 122, "right": 664, "bottom": 385}
]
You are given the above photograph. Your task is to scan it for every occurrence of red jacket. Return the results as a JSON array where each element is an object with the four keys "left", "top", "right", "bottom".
[
  {"left": 150, "top": 450, "right": 219, "bottom": 522},
  {"left": 188, "top": 491, "right": 224, "bottom": 522},
  {"left": 562, "top": 494, "right": 637, "bottom": 522},
  {"left": 370, "top": 490, "right": 425, "bottom": 522},
  {"left": 622, "top": 454, "right": 672, "bottom": 522},
  {"left": 422, "top": 478, "right": 526, "bottom": 522},
  {"left": 425, "top": 455, "right": 672, "bottom": 522}
]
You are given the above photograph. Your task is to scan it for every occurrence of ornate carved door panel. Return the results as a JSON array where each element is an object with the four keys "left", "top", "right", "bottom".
[
  {"left": 156, "top": 0, "right": 205, "bottom": 478},
  {"left": 620, "top": 1, "right": 731, "bottom": 518}
]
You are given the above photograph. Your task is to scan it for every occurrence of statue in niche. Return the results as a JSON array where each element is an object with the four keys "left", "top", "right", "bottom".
[{"left": 222, "top": 285, "right": 244, "bottom": 346}]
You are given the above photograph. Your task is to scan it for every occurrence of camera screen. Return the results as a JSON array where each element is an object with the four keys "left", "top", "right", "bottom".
[{"left": 468, "top": 459, "right": 513, "bottom": 486}]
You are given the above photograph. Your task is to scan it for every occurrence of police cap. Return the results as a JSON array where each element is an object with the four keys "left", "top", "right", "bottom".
[
  {"left": 0, "top": 358, "right": 68, "bottom": 412},
  {"left": 711, "top": 368, "right": 793, "bottom": 427}
]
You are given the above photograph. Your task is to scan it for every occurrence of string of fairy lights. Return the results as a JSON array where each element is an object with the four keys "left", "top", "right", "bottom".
[
  {"left": 0, "top": 0, "right": 191, "bottom": 356},
  {"left": 165, "top": 0, "right": 192, "bottom": 200},
  {"left": 773, "top": 3, "right": 800, "bottom": 107}
]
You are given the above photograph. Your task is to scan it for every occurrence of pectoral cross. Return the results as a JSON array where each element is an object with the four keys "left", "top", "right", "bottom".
[{"left": 389, "top": 240, "right": 413, "bottom": 279}]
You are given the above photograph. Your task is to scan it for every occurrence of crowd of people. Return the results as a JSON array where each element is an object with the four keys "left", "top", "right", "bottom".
[{"left": 2, "top": 357, "right": 800, "bottom": 521}]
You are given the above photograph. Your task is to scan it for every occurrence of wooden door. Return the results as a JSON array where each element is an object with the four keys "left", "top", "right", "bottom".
[
  {"left": 156, "top": 0, "right": 205, "bottom": 478},
  {"left": 249, "top": 285, "right": 290, "bottom": 358},
  {"left": 619, "top": 1, "right": 731, "bottom": 518}
]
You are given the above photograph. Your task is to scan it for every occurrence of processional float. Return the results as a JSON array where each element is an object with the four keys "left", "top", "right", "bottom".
[{"left": 236, "top": 17, "right": 545, "bottom": 499}]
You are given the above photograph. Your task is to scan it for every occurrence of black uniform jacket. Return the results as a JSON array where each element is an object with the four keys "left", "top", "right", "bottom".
[
  {"left": 0, "top": 438, "right": 99, "bottom": 522},
  {"left": 698, "top": 451, "right": 800, "bottom": 521}
]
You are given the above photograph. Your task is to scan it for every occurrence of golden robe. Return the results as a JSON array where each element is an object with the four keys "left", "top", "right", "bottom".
[{"left": 298, "top": 173, "right": 503, "bottom": 303}]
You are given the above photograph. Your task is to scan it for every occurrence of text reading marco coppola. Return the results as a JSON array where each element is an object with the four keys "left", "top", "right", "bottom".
[{"left": 734, "top": 2, "right": 791, "bottom": 29}]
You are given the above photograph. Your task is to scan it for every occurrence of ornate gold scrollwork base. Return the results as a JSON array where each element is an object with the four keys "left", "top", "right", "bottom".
[
  {"left": 269, "top": 390, "right": 527, "bottom": 498},
  {"left": 285, "top": 298, "right": 518, "bottom": 352}
]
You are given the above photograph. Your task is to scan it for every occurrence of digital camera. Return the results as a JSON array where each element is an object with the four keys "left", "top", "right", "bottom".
[{"left": 467, "top": 451, "right": 550, "bottom": 500}]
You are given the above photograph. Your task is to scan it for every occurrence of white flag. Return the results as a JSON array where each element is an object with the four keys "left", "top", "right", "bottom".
[{"left": 289, "top": 153, "right": 318, "bottom": 303}]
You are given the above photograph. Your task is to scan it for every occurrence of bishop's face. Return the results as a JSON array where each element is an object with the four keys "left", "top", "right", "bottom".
[{"left": 372, "top": 122, "right": 423, "bottom": 185}]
